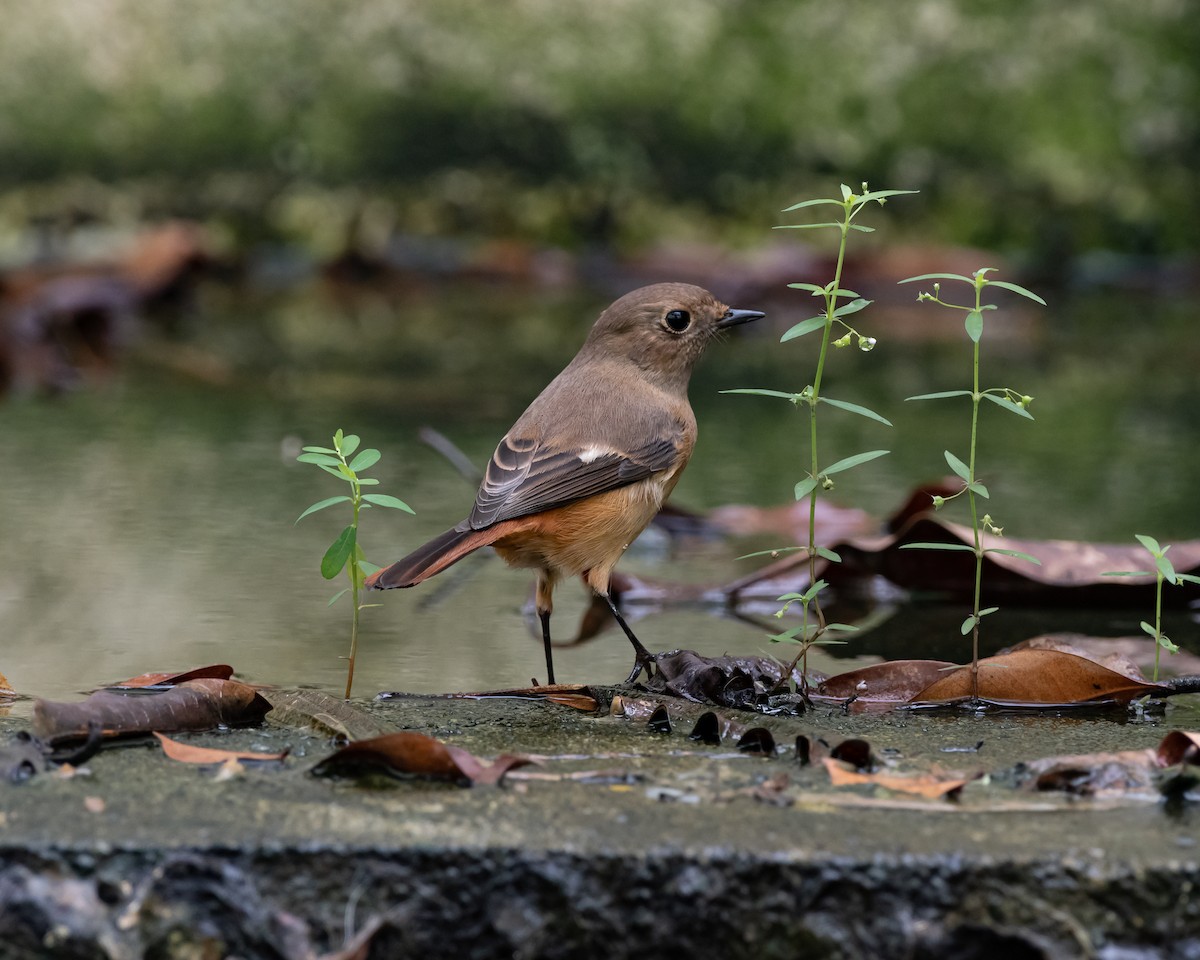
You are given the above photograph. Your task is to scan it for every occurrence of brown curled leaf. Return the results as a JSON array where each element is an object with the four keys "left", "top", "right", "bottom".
[
  {"left": 111, "top": 664, "right": 236, "bottom": 688},
  {"left": 33, "top": 679, "right": 272, "bottom": 746},
  {"left": 310, "top": 731, "right": 534, "bottom": 786},
  {"left": 1156, "top": 731, "right": 1200, "bottom": 768}
]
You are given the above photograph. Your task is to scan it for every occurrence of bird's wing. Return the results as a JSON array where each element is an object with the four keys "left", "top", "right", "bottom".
[{"left": 466, "top": 431, "right": 682, "bottom": 529}]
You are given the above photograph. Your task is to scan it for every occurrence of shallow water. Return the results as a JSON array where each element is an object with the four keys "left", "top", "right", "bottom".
[{"left": 2, "top": 277, "right": 1198, "bottom": 711}]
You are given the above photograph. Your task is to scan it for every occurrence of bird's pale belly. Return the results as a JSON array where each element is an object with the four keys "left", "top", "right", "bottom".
[{"left": 490, "top": 478, "right": 667, "bottom": 577}]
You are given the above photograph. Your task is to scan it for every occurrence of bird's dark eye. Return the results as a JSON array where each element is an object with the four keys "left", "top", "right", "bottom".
[{"left": 664, "top": 309, "right": 691, "bottom": 333}]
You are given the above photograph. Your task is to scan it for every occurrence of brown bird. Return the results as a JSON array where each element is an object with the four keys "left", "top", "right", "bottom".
[{"left": 365, "top": 282, "right": 764, "bottom": 684}]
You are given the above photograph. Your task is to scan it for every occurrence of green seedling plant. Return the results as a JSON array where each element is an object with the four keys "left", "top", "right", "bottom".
[
  {"left": 725, "top": 183, "right": 915, "bottom": 693},
  {"left": 1104, "top": 535, "right": 1200, "bottom": 681},
  {"left": 296, "top": 428, "right": 413, "bottom": 698},
  {"left": 898, "top": 268, "right": 1044, "bottom": 699}
]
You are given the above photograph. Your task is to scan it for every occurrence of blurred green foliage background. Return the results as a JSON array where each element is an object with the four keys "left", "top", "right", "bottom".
[{"left": 0, "top": 0, "right": 1195, "bottom": 259}]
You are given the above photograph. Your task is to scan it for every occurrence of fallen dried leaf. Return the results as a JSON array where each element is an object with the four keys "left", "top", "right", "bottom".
[
  {"left": 33, "top": 679, "right": 273, "bottom": 745},
  {"left": 112, "top": 664, "right": 235, "bottom": 688},
  {"left": 1156, "top": 731, "right": 1200, "bottom": 768},
  {"left": 311, "top": 731, "right": 534, "bottom": 786},
  {"left": 911, "top": 649, "right": 1168, "bottom": 706},
  {"left": 822, "top": 758, "right": 969, "bottom": 799},
  {"left": 817, "top": 660, "right": 958, "bottom": 703},
  {"left": 1020, "top": 749, "right": 1158, "bottom": 797},
  {"left": 153, "top": 732, "right": 288, "bottom": 765}
]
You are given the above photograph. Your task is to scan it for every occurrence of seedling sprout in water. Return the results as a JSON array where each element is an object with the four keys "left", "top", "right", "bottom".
[
  {"left": 296, "top": 429, "right": 413, "bottom": 698},
  {"left": 1104, "top": 535, "right": 1200, "bottom": 681},
  {"left": 724, "top": 183, "right": 915, "bottom": 693},
  {"left": 898, "top": 268, "right": 1044, "bottom": 700}
]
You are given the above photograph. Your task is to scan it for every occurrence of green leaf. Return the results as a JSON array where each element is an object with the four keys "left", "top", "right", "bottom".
[
  {"left": 301, "top": 445, "right": 339, "bottom": 455},
  {"left": 721, "top": 388, "right": 802, "bottom": 402},
  {"left": 987, "top": 280, "right": 1047, "bottom": 306},
  {"left": 795, "top": 477, "right": 818, "bottom": 500},
  {"left": 318, "top": 463, "right": 355, "bottom": 482},
  {"left": 297, "top": 452, "right": 341, "bottom": 467},
  {"left": 339, "top": 434, "right": 361, "bottom": 457},
  {"left": 832, "top": 298, "right": 872, "bottom": 318},
  {"left": 965, "top": 310, "right": 983, "bottom": 342},
  {"left": 823, "top": 449, "right": 889, "bottom": 476},
  {"left": 820, "top": 396, "right": 893, "bottom": 426},
  {"left": 786, "top": 282, "right": 826, "bottom": 294},
  {"left": 1155, "top": 554, "right": 1178, "bottom": 585},
  {"left": 944, "top": 450, "right": 971, "bottom": 482},
  {"left": 960, "top": 616, "right": 976, "bottom": 636},
  {"left": 985, "top": 549, "right": 1042, "bottom": 565},
  {"left": 775, "top": 222, "right": 845, "bottom": 231},
  {"left": 898, "top": 273, "right": 974, "bottom": 285},
  {"left": 356, "top": 477, "right": 380, "bottom": 486},
  {"left": 906, "top": 390, "right": 973, "bottom": 401},
  {"left": 362, "top": 494, "right": 414, "bottom": 513},
  {"left": 780, "top": 316, "right": 828, "bottom": 342},
  {"left": 900, "top": 542, "right": 978, "bottom": 553},
  {"left": 983, "top": 394, "right": 1034, "bottom": 420},
  {"left": 822, "top": 623, "right": 860, "bottom": 633},
  {"left": 1140, "top": 621, "right": 1158, "bottom": 638},
  {"left": 978, "top": 606, "right": 1000, "bottom": 616},
  {"left": 1102, "top": 570, "right": 1152, "bottom": 577},
  {"left": 327, "top": 588, "right": 349, "bottom": 607},
  {"left": 968, "top": 481, "right": 990, "bottom": 499},
  {"left": 735, "top": 546, "right": 808, "bottom": 561},
  {"left": 320, "top": 526, "right": 356, "bottom": 580},
  {"left": 359, "top": 560, "right": 381, "bottom": 576},
  {"left": 349, "top": 448, "right": 381, "bottom": 472},
  {"left": 1175, "top": 573, "right": 1200, "bottom": 585},
  {"left": 840, "top": 183, "right": 853, "bottom": 200},
  {"left": 1159, "top": 635, "right": 1179, "bottom": 653},
  {"left": 815, "top": 546, "right": 842, "bottom": 563},
  {"left": 781, "top": 197, "right": 843, "bottom": 212},
  {"left": 800, "top": 580, "right": 828, "bottom": 603},
  {"left": 848, "top": 224, "right": 875, "bottom": 233},
  {"left": 1134, "top": 534, "right": 1163, "bottom": 556},
  {"left": 858, "top": 189, "right": 920, "bottom": 204},
  {"left": 295, "top": 495, "right": 352, "bottom": 524},
  {"left": 830, "top": 287, "right": 860, "bottom": 299}
]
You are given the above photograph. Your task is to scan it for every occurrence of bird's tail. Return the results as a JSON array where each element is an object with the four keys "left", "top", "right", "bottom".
[{"left": 365, "top": 524, "right": 497, "bottom": 590}]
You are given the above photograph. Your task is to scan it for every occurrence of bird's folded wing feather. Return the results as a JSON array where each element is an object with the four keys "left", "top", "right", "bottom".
[{"left": 466, "top": 431, "right": 680, "bottom": 529}]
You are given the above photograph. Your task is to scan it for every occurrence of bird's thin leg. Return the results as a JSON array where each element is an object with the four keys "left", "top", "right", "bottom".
[
  {"left": 599, "top": 593, "right": 656, "bottom": 684},
  {"left": 538, "top": 609, "right": 556, "bottom": 686},
  {"left": 536, "top": 573, "right": 557, "bottom": 686}
]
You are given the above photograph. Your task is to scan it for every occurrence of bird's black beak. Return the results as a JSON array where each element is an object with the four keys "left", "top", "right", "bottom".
[{"left": 717, "top": 307, "right": 765, "bottom": 328}]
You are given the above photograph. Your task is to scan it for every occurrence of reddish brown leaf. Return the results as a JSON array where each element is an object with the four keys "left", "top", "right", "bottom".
[
  {"left": 1156, "top": 731, "right": 1200, "bottom": 768},
  {"left": 112, "top": 664, "right": 235, "bottom": 688},
  {"left": 822, "top": 758, "right": 968, "bottom": 799},
  {"left": 153, "top": 732, "right": 287, "bottom": 765},
  {"left": 817, "top": 660, "right": 958, "bottom": 702},
  {"left": 310, "top": 731, "right": 534, "bottom": 786},
  {"left": 911, "top": 648, "right": 1168, "bottom": 706},
  {"left": 33, "top": 678, "right": 273, "bottom": 745}
]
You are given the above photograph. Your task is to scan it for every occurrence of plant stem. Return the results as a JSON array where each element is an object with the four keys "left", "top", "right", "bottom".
[
  {"left": 345, "top": 476, "right": 362, "bottom": 699},
  {"left": 967, "top": 284, "right": 984, "bottom": 700},
  {"left": 1153, "top": 571, "right": 1163, "bottom": 683},
  {"left": 795, "top": 207, "right": 852, "bottom": 689}
]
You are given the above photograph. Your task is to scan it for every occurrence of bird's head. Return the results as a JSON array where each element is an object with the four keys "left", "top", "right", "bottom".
[{"left": 584, "top": 282, "right": 764, "bottom": 387}]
